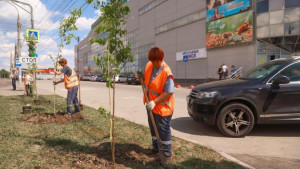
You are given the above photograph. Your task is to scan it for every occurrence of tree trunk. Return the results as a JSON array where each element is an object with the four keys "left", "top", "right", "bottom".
[
  {"left": 112, "top": 73, "right": 116, "bottom": 166},
  {"left": 107, "top": 52, "right": 114, "bottom": 166},
  {"left": 54, "top": 61, "right": 57, "bottom": 114},
  {"left": 54, "top": 74, "right": 56, "bottom": 114}
]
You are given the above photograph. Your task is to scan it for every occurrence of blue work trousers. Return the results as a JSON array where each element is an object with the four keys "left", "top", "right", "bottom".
[
  {"left": 12, "top": 78, "right": 16, "bottom": 90},
  {"left": 147, "top": 111, "right": 172, "bottom": 157},
  {"left": 67, "top": 86, "right": 80, "bottom": 114}
]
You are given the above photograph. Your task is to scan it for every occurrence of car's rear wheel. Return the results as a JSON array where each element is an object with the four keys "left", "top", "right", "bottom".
[{"left": 217, "top": 103, "right": 254, "bottom": 137}]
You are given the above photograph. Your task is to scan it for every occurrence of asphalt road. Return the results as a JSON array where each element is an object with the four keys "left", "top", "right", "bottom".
[{"left": 32, "top": 80, "right": 300, "bottom": 168}]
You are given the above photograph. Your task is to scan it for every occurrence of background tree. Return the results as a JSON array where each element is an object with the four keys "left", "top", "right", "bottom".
[
  {"left": 0, "top": 69, "right": 10, "bottom": 79},
  {"left": 60, "top": 0, "right": 133, "bottom": 165}
]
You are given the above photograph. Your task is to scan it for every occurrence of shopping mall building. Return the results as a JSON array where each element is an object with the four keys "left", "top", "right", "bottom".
[{"left": 75, "top": 0, "right": 300, "bottom": 82}]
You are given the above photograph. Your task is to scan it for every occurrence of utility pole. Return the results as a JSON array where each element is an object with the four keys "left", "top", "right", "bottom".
[
  {"left": 17, "top": 13, "right": 21, "bottom": 85},
  {"left": 14, "top": 44, "right": 17, "bottom": 68},
  {"left": 6, "top": 0, "right": 36, "bottom": 96},
  {"left": 7, "top": 0, "right": 34, "bottom": 28},
  {"left": 10, "top": 51, "right": 13, "bottom": 70}
]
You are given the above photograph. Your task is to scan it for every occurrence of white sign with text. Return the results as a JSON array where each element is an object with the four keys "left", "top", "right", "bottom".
[
  {"left": 20, "top": 57, "right": 37, "bottom": 63},
  {"left": 176, "top": 48, "right": 207, "bottom": 61}
]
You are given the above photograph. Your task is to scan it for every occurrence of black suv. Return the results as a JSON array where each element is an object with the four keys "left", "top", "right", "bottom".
[{"left": 187, "top": 58, "right": 300, "bottom": 137}]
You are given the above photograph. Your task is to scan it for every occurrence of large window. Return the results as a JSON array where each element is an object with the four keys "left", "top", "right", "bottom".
[
  {"left": 270, "top": 10, "right": 284, "bottom": 25},
  {"left": 269, "top": 0, "right": 284, "bottom": 11},
  {"left": 284, "top": 7, "right": 300, "bottom": 23},
  {"left": 285, "top": 0, "right": 300, "bottom": 9},
  {"left": 257, "top": 26, "right": 269, "bottom": 38},
  {"left": 257, "top": 13, "right": 269, "bottom": 27},
  {"left": 284, "top": 22, "right": 300, "bottom": 36},
  {"left": 269, "top": 24, "right": 284, "bottom": 37},
  {"left": 257, "top": 0, "right": 269, "bottom": 14},
  {"left": 275, "top": 62, "right": 300, "bottom": 82}
]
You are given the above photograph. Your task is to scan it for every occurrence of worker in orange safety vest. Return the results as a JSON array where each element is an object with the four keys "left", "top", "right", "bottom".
[
  {"left": 143, "top": 47, "right": 175, "bottom": 157},
  {"left": 53, "top": 58, "right": 80, "bottom": 115},
  {"left": 24, "top": 71, "right": 33, "bottom": 96}
]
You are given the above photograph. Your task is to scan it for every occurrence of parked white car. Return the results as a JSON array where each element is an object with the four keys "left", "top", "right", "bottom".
[
  {"left": 118, "top": 74, "right": 127, "bottom": 83},
  {"left": 82, "top": 74, "right": 92, "bottom": 81},
  {"left": 36, "top": 75, "right": 44, "bottom": 80}
]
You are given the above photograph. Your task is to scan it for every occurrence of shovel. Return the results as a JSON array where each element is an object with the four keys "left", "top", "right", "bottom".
[
  {"left": 77, "top": 70, "right": 83, "bottom": 110},
  {"left": 140, "top": 77, "right": 166, "bottom": 167}
]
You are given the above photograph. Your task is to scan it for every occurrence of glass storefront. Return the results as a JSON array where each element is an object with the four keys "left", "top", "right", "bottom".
[
  {"left": 256, "top": 41, "right": 291, "bottom": 65},
  {"left": 122, "top": 30, "right": 139, "bottom": 73},
  {"left": 256, "top": 1, "right": 300, "bottom": 53}
]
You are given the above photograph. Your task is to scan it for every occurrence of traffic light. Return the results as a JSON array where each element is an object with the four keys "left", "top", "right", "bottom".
[{"left": 28, "top": 42, "right": 36, "bottom": 57}]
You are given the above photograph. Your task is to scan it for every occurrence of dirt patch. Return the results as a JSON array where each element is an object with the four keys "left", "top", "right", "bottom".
[
  {"left": 37, "top": 143, "right": 165, "bottom": 169},
  {"left": 34, "top": 100, "right": 51, "bottom": 105},
  {"left": 23, "top": 112, "right": 85, "bottom": 124}
]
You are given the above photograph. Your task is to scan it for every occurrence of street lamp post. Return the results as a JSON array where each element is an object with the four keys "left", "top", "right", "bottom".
[
  {"left": 2, "top": 0, "right": 36, "bottom": 95},
  {"left": 2, "top": 1, "right": 22, "bottom": 85},
  {"left": 8, "top": 0, "right": 34, "bottom": 29}
]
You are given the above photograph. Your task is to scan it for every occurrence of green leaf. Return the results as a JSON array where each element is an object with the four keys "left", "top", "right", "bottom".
[{"left": 89, "top": 38, "right": 95, "bottom": 44}]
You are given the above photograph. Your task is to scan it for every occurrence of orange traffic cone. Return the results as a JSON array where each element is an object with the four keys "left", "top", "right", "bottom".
[
  {"left": 176, "top": 84, "right": 181, "bottom": 88},
  {"left": 189, "top": 85, "right": 194, "bottom": 89}
]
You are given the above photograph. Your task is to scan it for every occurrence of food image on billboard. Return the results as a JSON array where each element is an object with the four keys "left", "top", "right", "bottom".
[
  {"left": 206, "top": 0, "right": 251, "bottom": 22},
  {"left": 206, "top": 10, "right": 253, "bottom": 48}
]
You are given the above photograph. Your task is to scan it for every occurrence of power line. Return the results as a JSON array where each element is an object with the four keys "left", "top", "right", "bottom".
[
  {"left": 34, "top": 0, "right": 39, "bottom": 9},
  {"left": 38, "top": 2, "right": 89, "bottom": 53},
  {"left": 38, "top": 2, "right": 88, "bottom": 52},
  {"left": 37, "top": 1, "right": 84, "bottom": 51},
  {"left": 38, "top": 0, "right": 76, "bottom": 34}
]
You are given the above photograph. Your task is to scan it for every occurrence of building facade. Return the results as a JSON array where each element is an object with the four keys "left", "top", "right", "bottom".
[{"left": 75, "top": 0, "right": 300, "bottom": 82}]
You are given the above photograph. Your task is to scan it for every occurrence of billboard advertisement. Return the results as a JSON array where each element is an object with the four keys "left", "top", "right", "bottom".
[
  {"left": 206, "top": 10, "right": 253, "bottom": 48},
  {"left": 206, "top": 0, "right": 251, "bottom": 22}
]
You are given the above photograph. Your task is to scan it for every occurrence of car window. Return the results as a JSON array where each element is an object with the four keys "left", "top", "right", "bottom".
[
  {"left": 271, "top": 62, "right": 300, "bottom": 83},
  {"left": 242, "top": 60, "right": 285, "bottom": 79}
]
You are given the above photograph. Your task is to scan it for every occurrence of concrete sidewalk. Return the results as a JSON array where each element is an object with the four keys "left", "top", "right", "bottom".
[{"left": 0, "top": 79, "right": 25, "bottom": 96}]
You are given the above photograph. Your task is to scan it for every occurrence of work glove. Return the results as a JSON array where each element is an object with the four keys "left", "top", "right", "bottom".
[{"left": 146, "top": 100, "right": 156, "bottom": 111}]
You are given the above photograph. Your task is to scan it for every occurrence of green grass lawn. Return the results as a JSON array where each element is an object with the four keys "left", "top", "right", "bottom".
[{"left": 0, "top": 95, "right": 243, "bottom": 169}]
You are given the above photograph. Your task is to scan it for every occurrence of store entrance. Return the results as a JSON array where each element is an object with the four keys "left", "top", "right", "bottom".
[
  {"left": 256, "top": 41, "right": 291, "bottom": 65},
  {"left": 268, "top": 54, "right": 279, "bottom": 61}
]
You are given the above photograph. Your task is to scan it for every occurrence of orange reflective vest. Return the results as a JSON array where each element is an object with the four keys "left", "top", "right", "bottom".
[
  {"left": 24, "top": 75, "right": 28, "bottom": 86},
  {"left": 143, "top": 61, "right": 175, "bottom": 117},
  {"left": 64, "top": 66, "right": 79, "bottom": 89}
]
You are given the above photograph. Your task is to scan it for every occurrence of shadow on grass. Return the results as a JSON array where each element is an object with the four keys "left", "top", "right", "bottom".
[{"left": 43, "top": 138, "right": 241, "bottom": 169}]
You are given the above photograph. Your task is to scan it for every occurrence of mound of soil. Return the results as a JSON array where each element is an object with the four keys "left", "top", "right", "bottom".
[
  {"left": 37, "top": 144, "right": 163, "bottom": 169},
  {"left": 23, "top": 112, "right": 85, "bottom": 124}
]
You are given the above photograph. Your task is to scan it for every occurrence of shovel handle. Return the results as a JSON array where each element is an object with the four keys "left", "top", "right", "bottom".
[{"left": 140, "top": 78, "right": 166, "bottom": 166}]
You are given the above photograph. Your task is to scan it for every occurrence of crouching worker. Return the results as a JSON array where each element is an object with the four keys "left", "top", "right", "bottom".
[
  {"left": 143, "top": 47, "right": 175, "bottom": 158},
  {"left": 24, "top": 71, "right": 33, "bottom": 96},
  {"left": 53, "top": 58, "right": 80, "bottom": 115}
]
